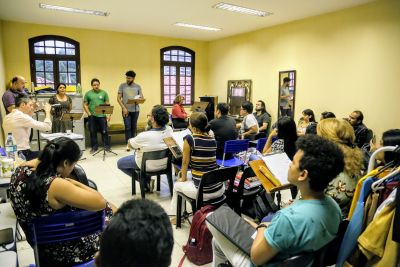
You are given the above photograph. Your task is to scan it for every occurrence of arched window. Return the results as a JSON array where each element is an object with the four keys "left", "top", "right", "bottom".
[
  {"left": 29, "top": 35, "right": 81, "bottom": 88},
  {"left": 160, "top": 46, "right": 195, "bottom": 105}
]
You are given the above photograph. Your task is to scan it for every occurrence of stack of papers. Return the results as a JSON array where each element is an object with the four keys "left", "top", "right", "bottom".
[
  {"left": 41, "top": 132, "right": 84, "bottom": 141},
  {"left": 261, "top": 153, "right": 291, "bottom": 185}
]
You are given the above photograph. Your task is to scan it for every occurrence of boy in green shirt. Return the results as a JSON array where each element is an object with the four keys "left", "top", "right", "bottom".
[{"left": 83, "top": 78, "right": 110, "bottom": 153}]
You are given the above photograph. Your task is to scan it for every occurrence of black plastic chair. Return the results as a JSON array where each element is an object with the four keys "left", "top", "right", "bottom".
[
  {"left": 176, "top": 166, "right": 239, "bottom": 228},
  {"left": 132, "top": 149, "right": 173, "bottom": 199},
  {"left": 70, "top": 164, "right": 97, "bottom": 190}
]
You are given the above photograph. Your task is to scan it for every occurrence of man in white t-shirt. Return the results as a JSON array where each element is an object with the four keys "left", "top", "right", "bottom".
[
  {"left": 117, "top": 105, "right": 172, "bottom": 189},
  {"left": 236, "top": 101, "right": 259, "bottom": 141}
]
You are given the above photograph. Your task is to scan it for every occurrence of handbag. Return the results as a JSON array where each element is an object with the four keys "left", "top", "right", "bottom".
[{"left": 241, "top": 187, "right": 279, "bottom": 222}]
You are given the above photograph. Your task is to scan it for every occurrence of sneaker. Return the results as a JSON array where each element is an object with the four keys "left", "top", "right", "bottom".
[
  {"left": 105, "top": 147, "right": 111, "bottom": 152},
  {"left": 90, "top": 148, "right": 98, "bottom": 154}
]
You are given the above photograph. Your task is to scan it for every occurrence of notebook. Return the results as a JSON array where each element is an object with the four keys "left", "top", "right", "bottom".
[
  {"left": 163, "top": 137, "right": 183, "bottom": 159},
  {"left": 206, "top": 204, "right": 256, "bottom": 256},
  {"left": 261, "top": 152, "right": 291, "bottom": 185}
]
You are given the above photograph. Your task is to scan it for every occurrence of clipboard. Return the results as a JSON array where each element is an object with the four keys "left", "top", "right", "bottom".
[
  {"left": 249, "top": 160, "right": 293, "bottom": 193},
  {"left": 127, "top": 98, "right": 146, "bottom": 105},
  {"left": 163, "top": 137, "right": 183, "bottom": 159},
  {"left": 190, "top": 101, "right": 209, "bottom": 112}
]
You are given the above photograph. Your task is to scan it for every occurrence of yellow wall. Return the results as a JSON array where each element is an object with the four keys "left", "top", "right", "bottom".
[
  {"left": 1, "top": 21, "right": 209, "bottom": 125},
  {"left": 208, "top": 0, "right": 400, "bottom": 138},
  {"left": 0, "top": 21, "right": 6, "bottom": 145}
]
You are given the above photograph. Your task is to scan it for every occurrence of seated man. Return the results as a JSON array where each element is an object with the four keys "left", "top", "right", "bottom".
[
  {"left": 117, "top": 105, "right": 172, "bottom": 190},
  {"left": 95, "top": 199, "right": 174, "bottom": 267},
  {"left": 348, "top": 110, "right": 369, "bottom": 148},
  {"left": 3, "top": 95, "right": 52, "bottom": 160},
  {"left": 207, "top": 135, "right": 344, "bottom": 267},
  {"left": 237, "top": 101, "right": 259, "bottom": 141},
  {"left": 209, "top": 103, "right": 238, "bottom": 159}
]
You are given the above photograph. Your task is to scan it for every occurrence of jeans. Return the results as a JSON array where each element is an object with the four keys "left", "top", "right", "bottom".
[
  {"left": 280, "top": 106, "right": 291, "bottom": 117},
  {"left": 88, "top": 116, "right": 110, "bottom": 150},
  {"left": 117, "top": 154, "right": 139, "bottom": 177},
  {"left": 123, "top": 111, "right": 139, "bottom": 142}
]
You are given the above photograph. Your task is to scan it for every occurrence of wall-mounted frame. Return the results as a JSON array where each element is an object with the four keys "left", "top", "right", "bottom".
[
  {"left": 227, "top": 80, "right": 252, "bottom": 116},
  {"left": 278, "top": 70, "right": 296, "bottom": 119}
]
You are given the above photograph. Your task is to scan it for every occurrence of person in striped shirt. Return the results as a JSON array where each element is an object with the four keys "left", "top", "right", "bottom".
[{"left": 170, "top": 112, "right": 224, "bottom": 221}]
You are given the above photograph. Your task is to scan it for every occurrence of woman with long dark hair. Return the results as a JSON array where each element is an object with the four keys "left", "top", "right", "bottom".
[
  {"left": 9, "top": 137, "right": 114, "bottom": 266},
  {"left": 262, "top": 116, "right": 298, "bottom": 160},
  {"left": 48, "top": 83, "right": 72, "bottom": 133}
]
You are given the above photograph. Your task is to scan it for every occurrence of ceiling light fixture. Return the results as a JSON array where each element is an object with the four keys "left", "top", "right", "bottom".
[
  {"left": 174, "top": 23, "right": 221, "bottom": 32},
  {"left": 39, "top": 3, "right": 110, "bottom": 17},
  {"left": 213, "top": 2, "right": 271, "bottom": 17}
]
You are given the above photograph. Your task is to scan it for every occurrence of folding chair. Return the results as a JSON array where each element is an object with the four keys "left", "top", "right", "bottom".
[
  {"left": 256, "top": 138, "right": 267, "bottom": 153},
  {"left": 27, "top": 210, "right": 105, "bottom": 267},
  {"left": 176, "top": 166, "right": 239, "bottom": 228},
  {"left": 170, "top": 115, "right": 187, "bottom": 132},
  {"left": 132, "top": 149, "right": 174, "bottom": 198},
  {"left": 216, "top": 139, "right": 250, "bottom": 168}
]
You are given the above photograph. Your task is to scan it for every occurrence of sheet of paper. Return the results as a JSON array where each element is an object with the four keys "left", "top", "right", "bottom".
[
  {"left": 169, "top": 129, "right": 191, "bottom": 150},
  {"left": 261, "top": 152, "right": 291, "bottom": 185},
  {"left": 41, "top": 132, "right": 84, "bottom": 141}
]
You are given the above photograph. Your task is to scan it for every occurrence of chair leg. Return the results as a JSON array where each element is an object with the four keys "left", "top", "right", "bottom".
[
  {"left": 139, "top": 173, "right": 146, "bottom": 199},
  {"left": 167, "top": 172, "right": 173, "bottom": 197},
  {"left": 176, "top": 195, "right": 182, "bottom": 229},
  {"left": 157, "top": 175, "right": 161, "bottom": 192}
]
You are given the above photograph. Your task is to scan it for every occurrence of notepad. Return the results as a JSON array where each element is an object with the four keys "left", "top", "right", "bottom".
[{"left": 261, "top": 153, "right": 291, "bottom": 185}]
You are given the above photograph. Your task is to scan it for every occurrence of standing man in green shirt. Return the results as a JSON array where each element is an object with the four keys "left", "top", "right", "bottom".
[{"left": 84, "top": 78, "right": 110, "bottom": 153}]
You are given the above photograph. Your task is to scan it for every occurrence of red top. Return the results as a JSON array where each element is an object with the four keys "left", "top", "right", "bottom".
[{"left": 172, "top": 104, "right": 188, "bottom": 119}]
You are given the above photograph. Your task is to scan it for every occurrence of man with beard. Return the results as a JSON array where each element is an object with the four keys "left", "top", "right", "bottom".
[
  {"left": 117, "top": 70, "right": 143, "bottom": 146},
  {"left": 348, "top": 110, "right": 369, "bottom": 148},
  {"left": 2, "top": 75, "right": 28, "bottom": 114}
]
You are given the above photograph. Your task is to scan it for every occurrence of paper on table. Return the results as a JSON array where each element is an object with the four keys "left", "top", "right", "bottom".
[
  {"left": 261, "top": 152, "right": 291, "bottom": 185},
  {"left": 41, "top": 132, "right": 84, "bottom": 141},
  {"left": 169, "top": 129, "right": 191, "bottom": 150}
]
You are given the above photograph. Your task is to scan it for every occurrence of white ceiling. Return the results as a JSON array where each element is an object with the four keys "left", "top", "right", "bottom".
[{"left": 0, "top": 0, "right": 375, "bottom": 41}]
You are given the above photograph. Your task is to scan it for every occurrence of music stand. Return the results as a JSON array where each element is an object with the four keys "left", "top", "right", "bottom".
[
  {"left": 126, "top": 98, "right": 146, "bottom": 105},
  {"left": 190, "top": 101, "right": 209, "bottom": 113},
  {"left": 92, "top": 105, "right": 118, "bottom": 161},
  {"left": 60, "top": 113, "right": 83, "bottom": 133}
]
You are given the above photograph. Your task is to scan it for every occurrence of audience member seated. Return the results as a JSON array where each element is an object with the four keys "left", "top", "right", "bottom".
[
  {"left": 317, "top": 118, "right": 363, "bottom": 216},
  {"left": 171, "top": 94, "right": 189, "bottom": 129},
  {"left": 209, "top": 103, "right": 238, "bottom": 160},
  {"left": 297, "top": 108, "right": 316, "bottom": 136},
  {"left": 347, "top": 110, "right": 369, "bottom": 148},
  {"left": 320, "top": 111, "right": 336, "bottom": 120},
  {"left": 237, "top": 101, "right": 259, "bottom": 141},
  {"left": 95, "top": 199, "right": 173, "bottom": 267},
  {"left": 253, "top": 100, "right": 271, "bottom": 138},
  {"left": 368, "top": 129, "right": 400, "bottom": 167},
  {"left": 9, "top": 137, "right": 114, "bottom": 267},
  {"left": 117, "top": 105, "right": 172, "bottom": 191},
  {"left": 170, "top": 112, "right": 221, "bottom": 221},
  {"left": 3, "top": 95, "right": 52, "bottom": 160},
  {"left": 207, "top": 135, "right": 344, "bottom": 267},
  {"left": 263, "top": 116, "right": 298, "bottom": 160}
]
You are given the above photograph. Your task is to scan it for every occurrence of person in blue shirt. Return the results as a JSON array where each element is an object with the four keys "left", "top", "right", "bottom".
[{"left": 208, "top": 135, "right": 345, "bottom": 267}]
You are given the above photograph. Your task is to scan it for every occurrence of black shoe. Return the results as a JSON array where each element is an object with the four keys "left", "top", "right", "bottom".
[{"left": 90, "top": 148, "right": 98, "bottom": 154}]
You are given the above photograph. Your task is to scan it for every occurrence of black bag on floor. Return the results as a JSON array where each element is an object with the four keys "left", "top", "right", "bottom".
[{"left": 241, "top": 188, "right": 279, "bottom": 222}]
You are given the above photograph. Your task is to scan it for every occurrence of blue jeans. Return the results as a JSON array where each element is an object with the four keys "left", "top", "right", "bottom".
[
  {"left": 88, "top": 116, "right": 110, "bottom": 150},
  {"left": 123, "top": 111, "right": 139, "bottom": 142},
  {"left": 117, "top": 154, "right": 139, "bottom": 177}
]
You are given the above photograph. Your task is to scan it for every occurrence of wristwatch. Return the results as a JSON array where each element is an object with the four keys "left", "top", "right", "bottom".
[{"left": 256, "top": 224, "right": 267, "bottom": 230}]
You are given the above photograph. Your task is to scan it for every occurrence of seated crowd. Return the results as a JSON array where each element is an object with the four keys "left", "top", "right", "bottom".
[{"left": 5, "top": 94, "right": 400, "bottom": 267}]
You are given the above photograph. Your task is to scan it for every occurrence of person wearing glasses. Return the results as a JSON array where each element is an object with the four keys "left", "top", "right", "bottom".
[{"left": 117, "top": 105, "right": 172, "bottom": 192}]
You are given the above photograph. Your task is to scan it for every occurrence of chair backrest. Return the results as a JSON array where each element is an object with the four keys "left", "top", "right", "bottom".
[
  {"left": 28, "top": 210, "right": 105, "bottom": 266},
  {"left": 221, "top": 139, "right": 250, "bottom": 166},
  {"left": 140, "top": 148, "right": 172, "bottom": 174},
  {"left": 196, "top": 166, "right": 239, "bottom": 209},
  {"left": 256, "top": 138, "right": 267, "bottom": 153}
]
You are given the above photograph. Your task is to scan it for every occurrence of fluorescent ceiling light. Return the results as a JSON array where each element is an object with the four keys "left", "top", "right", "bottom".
[
  {"left": 174, "top": 23, "right": 221, "bottom": 32},
  {"left": 39, "top": 3, "right": 110, "bottom": 17},
  {"left": 213, "top": 2, "right": 271, "bottom": 17}
]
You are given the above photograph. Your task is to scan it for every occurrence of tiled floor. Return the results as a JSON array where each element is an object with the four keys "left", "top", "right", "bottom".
[{"left": 17, "top": 145, "right": 210, "bottom": 267}]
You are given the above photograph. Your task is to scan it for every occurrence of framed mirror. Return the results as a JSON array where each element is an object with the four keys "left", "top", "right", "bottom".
[
  {"left": 227, "top": 80, "right": 252, "bottom": 116},
  {"left": 278, "top": 70, "right": 296, "bottom": 118}
]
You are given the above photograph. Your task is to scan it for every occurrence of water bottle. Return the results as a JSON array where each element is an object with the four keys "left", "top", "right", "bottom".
[
  {"left": 76, "top": 83, "right": 82, "bottom": 96},
  {"left": 5, "top": 133, "right": 16, "bottom": 160}
]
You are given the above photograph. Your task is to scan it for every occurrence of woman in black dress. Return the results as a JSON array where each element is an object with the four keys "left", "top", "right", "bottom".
[{"left": 48, "top": 83, "right": 72, "bottom": 133}]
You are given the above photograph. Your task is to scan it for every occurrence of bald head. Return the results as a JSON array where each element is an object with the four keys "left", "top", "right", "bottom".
[{"left": 11, "top": 76, "right": 26, "bottom": 91}]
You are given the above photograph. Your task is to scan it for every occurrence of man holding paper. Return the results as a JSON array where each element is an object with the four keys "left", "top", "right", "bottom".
[
  {"left": 117, "top": 70, "right": 143, "bottom": 142},
  {"left": 207, "top": 135, "right": 344, "bottom": 266}
]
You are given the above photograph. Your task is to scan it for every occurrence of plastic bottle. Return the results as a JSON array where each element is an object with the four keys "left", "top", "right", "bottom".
[
  {"left": 76, "top": 83, "right": 82, "bottom": 96},
  {"left": 5, "top": 133, "right": 16, "bottom": 160}
]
